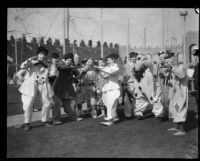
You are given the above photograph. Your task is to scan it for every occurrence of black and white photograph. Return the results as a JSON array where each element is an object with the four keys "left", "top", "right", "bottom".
[{"left": 6, "top": 7, "right": 199, "bottom": 158}]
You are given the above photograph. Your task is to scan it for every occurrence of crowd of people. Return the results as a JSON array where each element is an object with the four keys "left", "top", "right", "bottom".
[{"left": 15, "top": 46, "right": 199, "bottom": 136}]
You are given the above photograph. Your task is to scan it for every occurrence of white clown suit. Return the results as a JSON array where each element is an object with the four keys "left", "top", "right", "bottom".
[
  {"left": 130, "top": 68, "right": 164, "bottom": 117},
  {"left": 168, "top": 63, "right": 188, "bottom": 123},
  {"left": 101, "top": 63, "right": 121, "bottom": 120},
  {"left": 18, "top": 58, "right": 54, "bottom": 124}
]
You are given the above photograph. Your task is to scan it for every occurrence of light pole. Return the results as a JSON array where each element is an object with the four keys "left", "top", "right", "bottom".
[
  {"left": 8, "top": 30, "right": 18, "bottom": 73},
  {"left": 179, "top": 10, "right": 188, "bottom": 66},
  {"left": 101, "top": 8, "right": 103, "bottom": 58}
]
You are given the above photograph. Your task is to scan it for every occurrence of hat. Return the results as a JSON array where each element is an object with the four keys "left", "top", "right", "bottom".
[
  {"left": 36, "top": 46, "right": 48, "bottom": 55},
  {"left": 129, "top": 52, "right": 138, "bottom": 58},
  {"left": 62, "top": 53, "right": 74, "bottom": 60},
  {"left": 50, "top": 53, "right": 59, "bottom": 59},
  {"left": 81, "top": 59, "right": 88, "bottom": 64},
  {"left": 158, "top": 51, "right": 165, "bottom": 56},
  {"left": 193, "top": 49, "right": 199, "bottom": 56},
  {"left": 105, "top": 53, "right": 119, "bottom": 60},
  {"left": 94, "top": 60, "right": 99, "bottom": 66},
  {"left": 165, "top": 51, "right": 174, "bottom": 59}
]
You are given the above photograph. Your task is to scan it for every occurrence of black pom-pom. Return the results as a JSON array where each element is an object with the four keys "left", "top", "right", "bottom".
[
  {"left": 135, "top": 93, "right": 138, "bottom": 97},
  {"left": 139, "top": 86, "right": 142, "bottom": 91},
  {"left": 150, "top": 97, "right": 153, "bottom": 101}
]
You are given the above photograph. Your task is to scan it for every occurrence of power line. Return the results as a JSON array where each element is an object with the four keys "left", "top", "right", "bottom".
[
  {"left": 89, "top": 22, "right": 100, "bottom": 40},
  {"left": 45, "top": 9, "right": 61, "bottom": 38},
  {"left": 71, "top": 20, "right": 82, "bottom": 40},
  {"left": 15, "top": 8, "right": 28, "bottom": 33}
]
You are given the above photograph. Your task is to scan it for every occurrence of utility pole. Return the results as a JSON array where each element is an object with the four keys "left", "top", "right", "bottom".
[
  {"left": 163, "top": 9, "right": 165, "bottom": 51},
  {"left": 37, "top": 9, "right": 40, "bottom": 47},
  {"left": 63, "top": 8, "right": 66, "bottom": 55},
  {"left": 144, "top": 27, "right": 146, "bottom": 54},
  {"left": 21, "top": 35, "right": 23, "bottom": 65},
  {"left": 101, "top": 8, "right": 103, "bottom": 58},
  {"left": 180, "top": 10, "right": 188, "bottom": 66},
  {"left": 127, "top": 18, "right": 130, "bottom": 61},
  {"left": 15, "top": 33, "right": 18, "bottom": 73},
  {"left": 14, "top": 17, "right": 18, "bottom": 73},
  {"left": 66, "top": 8, "right": 70, "bottom": 54}
]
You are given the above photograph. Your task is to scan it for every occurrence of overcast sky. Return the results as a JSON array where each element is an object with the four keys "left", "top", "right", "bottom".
[{"left": 7, "top": 8, "right": 199, "bottom": 48}]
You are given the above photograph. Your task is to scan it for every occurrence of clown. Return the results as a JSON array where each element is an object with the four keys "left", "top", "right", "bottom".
[
  {"left": 96, "top": 58, "right": 107, "bottom": 118},
  {"left": 157, "top": 51, "right": 173, "bottom": 119},
  {"left": 130, "top": 54, "right": 155, "bottom": 119},
  {"left": 76, "top": 58, "right": 99, "bottom": 118},
  {"left": 99, "top": 53, "right": 121, "bottom": 126},
  {"left": 16, "top": 47, "right": 54, "bottom": 131},
  {"left": 167, "top": 55, "right": 188, "bottom": 136},
  {"left": 122, "top": 52, "right": 137, "bottom": 118},
  {"left": 48, "top": 52, "right": 62, "bottom": 125}
]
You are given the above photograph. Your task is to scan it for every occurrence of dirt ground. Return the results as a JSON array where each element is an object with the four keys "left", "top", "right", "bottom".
[{"left": 7, "top": 84, "right": 198, "bottom": 158}]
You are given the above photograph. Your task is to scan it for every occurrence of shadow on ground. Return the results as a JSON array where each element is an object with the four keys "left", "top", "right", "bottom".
[{"left": 184, "top": 110, "right": 198, "bottom": 132}]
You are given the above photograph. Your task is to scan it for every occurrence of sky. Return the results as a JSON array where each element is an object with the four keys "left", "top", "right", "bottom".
[{"left": 7, "top": 8, "right": 199, "bottom": 48}]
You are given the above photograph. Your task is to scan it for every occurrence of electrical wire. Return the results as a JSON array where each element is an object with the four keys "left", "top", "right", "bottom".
[
  {"left": 15, "top": 8, "right": 28, "bottom": 33},
  {"left": 45, "top": 9, "right": 61, "bottom": 38}
]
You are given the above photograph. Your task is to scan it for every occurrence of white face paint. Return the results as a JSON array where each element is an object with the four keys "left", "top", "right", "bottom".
[
  {"left": 65, "top": 58, "right": 72, "bottom": 65},
  {"left": 135, "top": 55, "right": 146, "bottom": 71},
  {"left": 86, "top": 59, "right": 93, "bottom": 66},
  {"left": 37, "top": 52, "right": 47, "bottom": 61},
  {"left": 74, "top": 57, "right": 80, "bottom": 65},
  {"left": 107, "top": 58, "right": 114, "bottom": 65},
  {"left": 98, "top": 60, "right": 105, "bottom": 67},
  {"left": 131, "top": 57, "right": 136, "bottom": 63},
  {"left": 159, "top": 54, "right": 165, "bottom": 63}
]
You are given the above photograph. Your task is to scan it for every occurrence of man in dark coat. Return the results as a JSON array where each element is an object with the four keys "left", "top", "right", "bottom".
[
  {"left": 52, "top": 53, "right": 83, "bottom": 121},
  {"left": 49, "top": 53, "right": 62, "bottom": 125}
]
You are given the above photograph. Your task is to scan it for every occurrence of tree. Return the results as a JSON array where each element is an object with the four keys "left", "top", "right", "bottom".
[
  {"left": 40, "top": 37, "right": 45, "bottom": 46},
  {"left": 97, "top": 41, "right": 101, "bottom": 47},
  {"left": 103, "top": 41, "right": 108, "bottom": 48},
  {"left": 114, "top": 43, "right": 119, "bottom": 48},
  {"left": 54, "top": 39, "right": 61, "bottom": 46},
  {"left": 109, "top": 42, "right": 113, "bottom": 48},
  {"left": 22, "top": 34, "right": 27, "bottom": 44},
  {"left": 88, "top": 40, "right": 93, "bottom": 48},
  {"left": 80, "top": 40, "right": 85, "bottom": 47},
  {"left": 65, "top": 38, "right": 70, "bottom": 46},
  {"left": 31, "top": 37, "right": 37, "bottom": 45},
  {"left": 10, "top": 35, "right": 15, "bottom": 43},
  {"left": 46, "top": 37, "right": 53, "bottom": 46},
  {"left": 73, "top": 40, "right": 77, "bottom": 47}
]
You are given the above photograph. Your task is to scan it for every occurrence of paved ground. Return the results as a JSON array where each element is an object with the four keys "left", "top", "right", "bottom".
[{"left": 7, "top": 84, "right": 198, "bottom": 158}]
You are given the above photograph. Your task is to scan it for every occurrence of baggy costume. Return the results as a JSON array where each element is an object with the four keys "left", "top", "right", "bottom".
[
  {"left": 168, "top": 63, "right": 188, "bottom": 123},
  {"left": 157, "top": 61, "right": 172, "bottom": 117},
  {"left": 76, "top": 65, "right": 99, "bottom": 117},
  {"left": 48, "top": 61, "right": 62, "bottom": 122},
  {"left": 152, "top": 76, "right": 164, "bottom": 117},
  {"left": 131, "top": 68, "right": 154, "bottom": 117},
  {"left": 122, "top": 62, "right": 135, "bottom": 117},
  {"left": 101, "top": 63, "right": 120, "bottom": 120},
  {"left": 19, "top": 58, "right": 54, "bottom": 124},
  {"left": 96, "top": 70, "right": 107, "bottom": 115}
]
